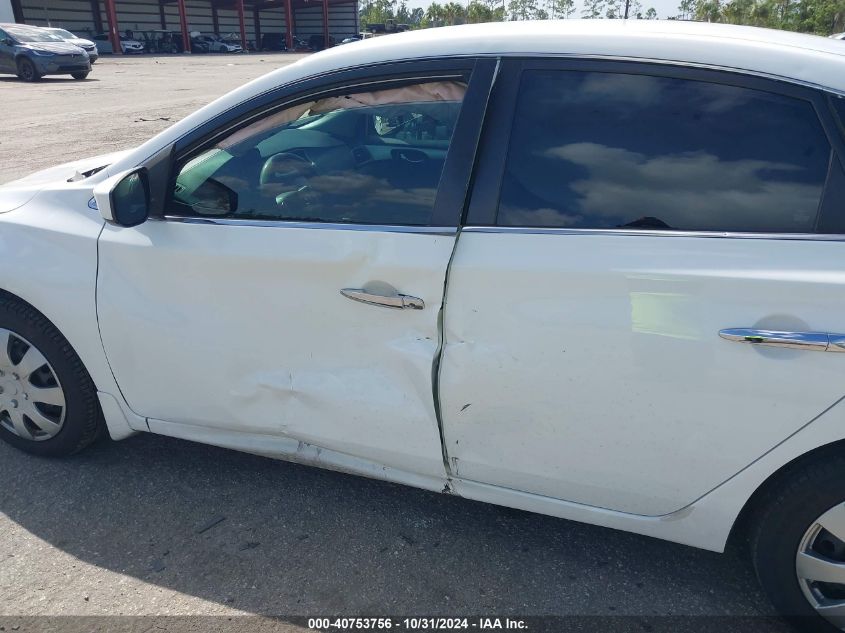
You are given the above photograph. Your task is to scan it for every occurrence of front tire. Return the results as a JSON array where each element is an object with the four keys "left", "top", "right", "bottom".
[
  {"left": 0, "top": 295, "right": 103, "bottom": 457},
  {"left": 750, "top": 453, "right": 845, "bottom": 632},
  {"left": 71, "top": 71, "right": 90, "bottom": 80},
  {"left": 17, "top": 58, "right": 40, "bottom": 82}
]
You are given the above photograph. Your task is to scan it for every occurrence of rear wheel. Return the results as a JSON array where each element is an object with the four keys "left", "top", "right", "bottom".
[
  {"left": 16, "top": 58, "right": 40, "bottom": 82},
  {"left": 71, "top": 71, "right": 90, "bottom": 80},
  {"left": 0, "top": 295, "right": 103, "bottom": 456},
  {"left": 750, "top": 453, "right": 845, "bottom": 632}
]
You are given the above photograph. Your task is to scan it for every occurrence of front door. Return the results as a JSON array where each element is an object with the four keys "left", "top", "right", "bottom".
[
  {"left": 440, "top": 59, "right": 845, "bottom": 516},
  {"left": 97, "top": 62, "right": 491, "bottom": 480}
]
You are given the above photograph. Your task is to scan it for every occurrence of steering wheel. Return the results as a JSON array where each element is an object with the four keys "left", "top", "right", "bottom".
[{"left": 259, "top": 152, "right": 315, "bottom": 187}]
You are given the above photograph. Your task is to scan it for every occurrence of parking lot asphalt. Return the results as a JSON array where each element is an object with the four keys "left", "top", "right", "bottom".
[
  {"left": 0, "top": 53, "right": 309, "bottom": 184},
  {"left": 2, "top": 53, "right": 789, "bottom": 631}
]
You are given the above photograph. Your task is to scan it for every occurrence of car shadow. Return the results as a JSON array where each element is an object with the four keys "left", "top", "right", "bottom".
[{"left": 0, "top": 432, "right": 789, "bottom": 625}]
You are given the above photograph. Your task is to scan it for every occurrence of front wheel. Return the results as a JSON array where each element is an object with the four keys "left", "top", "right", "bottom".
[
  {"left": 751, "top": 453, "right": 845, "bottom": 632},
  {"left": 0, "top": 295, "right": 104, "bottom": 457},
  {"left": 71, "top": 71, "right": 89, "bottom": 80},
  {"left": 17, "top": 58, "right": 40, "bottom": 82}
]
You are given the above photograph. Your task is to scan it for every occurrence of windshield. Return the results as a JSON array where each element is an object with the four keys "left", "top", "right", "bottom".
[
  {"left": 7, "top": 27, "right": 64, "bottom": 43},
  {"left": 47, "top": 28, "right": 76, "bottom": 39}
]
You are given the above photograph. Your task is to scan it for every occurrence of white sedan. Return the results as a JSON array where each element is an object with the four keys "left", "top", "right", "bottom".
[
  {"left": 2, "top": 20, "right": 845, "bottom": 629},
  {"left": 197, "top": 33, "right": 243, "bottom": 53},
  {"left": 91, "top": 32, "right": 144, "bottom": 53}
]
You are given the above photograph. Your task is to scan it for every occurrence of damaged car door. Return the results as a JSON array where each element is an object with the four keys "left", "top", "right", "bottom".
[{"left": 96, "top": 60, "right": 494, "bottom": 483}]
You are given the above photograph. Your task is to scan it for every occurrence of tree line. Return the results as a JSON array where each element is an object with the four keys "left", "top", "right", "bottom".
[{"left": 360, "top": 0, "right": 843, "bottom": 37}]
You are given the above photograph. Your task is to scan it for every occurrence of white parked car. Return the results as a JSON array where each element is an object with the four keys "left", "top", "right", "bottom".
[
  {"left": 2, "top": 20, "right": 845, "bottom": 629},
  {"left": 197, "top": 33, "right": 243, "bottom": 53},
  {"left": 41, "top": 27, "right": 98, "bottom": 62},
  {"left": 91, "top": 32, "right": 144, "bottom": 53}
]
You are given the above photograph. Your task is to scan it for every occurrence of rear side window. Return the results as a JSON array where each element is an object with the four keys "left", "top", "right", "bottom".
[{"left": 497, "top": 70, "right": 832, "bottom": 233}]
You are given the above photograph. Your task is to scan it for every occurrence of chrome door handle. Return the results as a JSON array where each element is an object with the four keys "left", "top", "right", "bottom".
[
  {"left": 719, "top": 328, "right": 845, "bottom": 352},
  {"left": 340, "top": 288, "right": 425, "bottom": 310}
]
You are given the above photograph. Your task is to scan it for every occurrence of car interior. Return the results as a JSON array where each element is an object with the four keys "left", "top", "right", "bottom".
[{"left": 171, "top": 80, "right": 467, "bottom": 226}]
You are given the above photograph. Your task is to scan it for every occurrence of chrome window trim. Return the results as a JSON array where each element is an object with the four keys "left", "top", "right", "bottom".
[
  {"left": 462, "top": 226, "right": 845, "bottom": 241},
  {"left": 159, "top": 215, "right": 456, "bottom": 235}
]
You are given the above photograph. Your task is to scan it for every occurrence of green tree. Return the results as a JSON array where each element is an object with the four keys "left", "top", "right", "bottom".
[
  {"left": 442, "top": 0, "right": 467, "bottom": 23},
  {"left": 605, "top": 0, "right": 622, "bottom": 17},
  {"left": 582, "top": 0, "right": 607, "bottom": 17},
  {"left": 695, "top": 0, "right": 723, "bottom": 20},
  {"left": 508, "top": 0, "right": 549, "bottom": 18},
  {"left": 423, "top": 1, "right": 447, "bottom": 26},
  {"left": 466, "top": 0, "right": 507, "bottom": 22},
  {"left": 645, "top": 6, "right": 659, "bottom": 16},
  {"left": 359, "top": 0, "right": 397, "bottom": 31},
  {"left": 676, "top": 0, "right": 698, "bottom": 18},
  {"left": 548, "top": 0, "right": 576, "bottom": 16}
]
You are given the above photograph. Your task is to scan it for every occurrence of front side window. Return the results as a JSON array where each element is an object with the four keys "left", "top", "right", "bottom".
[
  {"left": 497, "top": 70, "right": 832, "bottom": 233},
  {"left": 170, "top": 80, "right": 466, "bottom": 226}
]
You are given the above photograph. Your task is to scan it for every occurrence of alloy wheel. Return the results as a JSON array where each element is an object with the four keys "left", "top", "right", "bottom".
[
  {"left": 797, "top": 503, "right": 845, "bottom": 629},
  {"left": 19, "top": 61, "right": 34, "bottom": 81},
  {"left": 0, "top": 328, "right": 66, "bottom": 441}
]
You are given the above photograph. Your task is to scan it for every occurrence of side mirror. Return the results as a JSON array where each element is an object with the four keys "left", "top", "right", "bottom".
[
  {"left": 93, "top": 168, "right": 150, "bottom": 227},
  {"left": 189, "top": 178, "right": 238, "bottom": 217},
  {"left": 0, "top": 38, "right": 12, "bottom": 46}
]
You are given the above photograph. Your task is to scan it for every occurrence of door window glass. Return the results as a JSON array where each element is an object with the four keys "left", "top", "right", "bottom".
[
  {"left": 832, "top": 95, "right": 845, "bottom": 133},
  {"left": 170, "top": 80, "right": 466, "bottom": 226},
  {"left": 497, "top": 70, "right": 832, "bottom": 233}
]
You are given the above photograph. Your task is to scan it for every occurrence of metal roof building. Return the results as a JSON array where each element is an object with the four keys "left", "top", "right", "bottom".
[{"left": 4, "top": 0, "right": 357, "bottom": 54}]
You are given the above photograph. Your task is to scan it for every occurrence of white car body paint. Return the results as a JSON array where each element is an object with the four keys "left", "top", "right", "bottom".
[
  {"left": 0, "top": 175, "right": 147, "bottom": 440},
  {"left": 97, "top": 223, "right": 453, "bottom": 479},
  {"left": 0, "top": 21, "right": 844, "bottom": 553},
  {"left": 439, "top": 233, "right": 845, "bottom": 516}
]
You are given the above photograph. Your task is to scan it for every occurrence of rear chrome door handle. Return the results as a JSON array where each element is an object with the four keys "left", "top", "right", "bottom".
[
  {"left": 719, "top": 328, "right": 845, "bottom": 352},
  {"left": 340, "top": 288, "right": 425, "bottom": 310}
]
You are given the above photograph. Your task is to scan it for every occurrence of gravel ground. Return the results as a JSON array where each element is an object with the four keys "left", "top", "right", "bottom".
[
  {"left": 0, "top": 53, "right": 308, "bottom": 185},
  {"left": 1, "top": 53, "right": 789, "bottom": 632}
]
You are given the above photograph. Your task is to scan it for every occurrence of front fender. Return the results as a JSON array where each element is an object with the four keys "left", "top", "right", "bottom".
[{"left": 0, "top": 187, "right": 145, "bottom": 439}]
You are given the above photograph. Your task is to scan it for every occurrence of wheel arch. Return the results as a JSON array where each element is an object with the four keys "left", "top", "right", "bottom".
[
  {"left": 0, "top": 286, "right": 140, "bottom": 441},
  {"left": 728, "top": 438, "right": 845, "bottom": 549}
]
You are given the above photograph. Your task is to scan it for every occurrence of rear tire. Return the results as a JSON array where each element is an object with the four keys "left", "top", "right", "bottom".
[
  {"left": 16, "top": 58, "right": 40, "bottom": 82},
  {"left": 750, "top": 452, "right": 845, "bottom": 632},
  {"left": 0, "top": 295, "right": 103, "bottom": 457},
  {"left": 71, "top": 71, "right": 90, "bottom": 80}
]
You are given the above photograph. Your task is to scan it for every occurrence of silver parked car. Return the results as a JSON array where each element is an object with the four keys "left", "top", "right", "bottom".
[{"left": 42, "top": 27, "right": 98, "bottom": 62}]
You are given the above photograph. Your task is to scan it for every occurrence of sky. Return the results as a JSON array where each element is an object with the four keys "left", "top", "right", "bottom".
[{"left": 402, "top": 0, "right": 682, "bottom": 19}]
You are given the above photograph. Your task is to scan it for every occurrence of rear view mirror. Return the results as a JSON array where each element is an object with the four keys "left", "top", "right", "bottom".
[{"left": 93, "top": 168, "right": 150, "bottom": 227}]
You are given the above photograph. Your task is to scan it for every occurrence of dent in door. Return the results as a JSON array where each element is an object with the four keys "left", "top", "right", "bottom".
[{"left": 97, "top": 222, "right": 453, "bottom": 479}]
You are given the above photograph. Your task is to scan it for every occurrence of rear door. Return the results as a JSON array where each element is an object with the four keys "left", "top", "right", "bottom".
[{"left": 440, "top": 59, "right": 845, "bottom": 516}]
